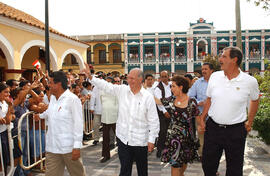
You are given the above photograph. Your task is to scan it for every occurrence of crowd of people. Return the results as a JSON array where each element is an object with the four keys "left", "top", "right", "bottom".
[{"left": 0, "top": 46, "right": 260, "bottom": 176}]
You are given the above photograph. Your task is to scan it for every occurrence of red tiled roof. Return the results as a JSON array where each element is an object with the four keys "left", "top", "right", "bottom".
[{"left": 0, "top": 2, "right": 88, "bottom": 46}]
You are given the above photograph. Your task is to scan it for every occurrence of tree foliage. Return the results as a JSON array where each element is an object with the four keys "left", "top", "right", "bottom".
[
  {"left": 202, "top": 54, "right": 220, "bottom": 71},
  {"left": 253, "top": 63, "right": 270, "bottom": 144},
  {"left": 247, "top": 0, "right": 270, "bottom": 10}
]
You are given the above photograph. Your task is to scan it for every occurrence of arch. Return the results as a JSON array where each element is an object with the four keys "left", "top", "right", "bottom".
[
  {"left": 109, "top": 43, "right": 121, "bottom": 48},
  {"left": 96, "top": 71, "right": 105, "bottom": 75},
  {"left": 111, "top": 71, "right": 121, "bottom": 76},
  {"left": 61, "top": 49, "right": 85, "bottom": 70},
  {"left": 20, "top": 40, "right": 58, "bottom": 71},
  {"left": 93, "top": 43, "right": 106, "bottom": 49},
  {"left": 197, "top": 38, "right": 208, "bottom": 47},
  {"left": 190, "top": 23, "right": 214, "bottom": 30},
  {"left": 0, "top": 33, "right": 14, "bottom": 69},
  {"left": 196, "top": 39, "right": 208, "bottom": 59}
]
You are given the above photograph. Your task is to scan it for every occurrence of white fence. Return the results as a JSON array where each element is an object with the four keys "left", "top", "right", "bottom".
[
  {"left": 83, "top": 100, "right": 94, "bottom": 135},
  {"left": 0, "top": 125, "right": 15, "bottom": 176},
  {"left": 0, "top": 102, "right": 93, "bottom": 175}
]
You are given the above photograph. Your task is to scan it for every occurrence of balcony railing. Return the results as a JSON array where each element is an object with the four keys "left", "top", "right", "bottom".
[
  {"left": 128, "top": 58, "right": 140, "bottom": 63},
  {"left": 249, "top": 52, "right": 261, "bottom": 60},
  {"left": 197, "top": 55, "right": 205, "bottom": 61},
  {"left": 144, "top": 57, "right": 156, "bottom": 63},
  {"left": 175, "top": 56, "right": 187, "bottom": 62},
  {"left": 159, "top": 57, "right": 171, "bottom": 63}
]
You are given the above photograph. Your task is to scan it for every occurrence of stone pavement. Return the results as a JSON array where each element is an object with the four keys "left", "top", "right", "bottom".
[{"left": 33, "top": 136, "right": 270, "bottom": 176}]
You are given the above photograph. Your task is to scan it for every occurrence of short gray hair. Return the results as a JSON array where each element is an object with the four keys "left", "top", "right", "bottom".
[{"left": 130, "top": 68, "right": 144, "bottom": 78}]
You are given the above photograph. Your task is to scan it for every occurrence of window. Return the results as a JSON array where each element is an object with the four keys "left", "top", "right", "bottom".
[
  {"left": 145, "top": 46, "right": 154, "bottom": 58},
  {"left": 87, "top": 49, "right": 91, "bottom": 64},
  {"left": 71, "top": 55, "right": 78, "bottom": 65},
  {"left": 129, "top": 46, "right": 139, "bottom": 59},
  {"left": 113, "top": 49, "right": 121, "bottom": 63},
  {"left": 175, "top": 46, "right": 185, "bottom": 58},
  {"left": 160, "top": 45, "right": 170, "bottom": 58},
  {"left": 249, "top": 43, "right": 260, "bottom": 59},
  {"left": 218, "top": 44, "right": 228, "bottom": 54},
  {"left": 265, "top": 43, "right": 270, "bottom": 58},
  {"left": 99, "top": 50, "right": 106, "bottom": 63}
]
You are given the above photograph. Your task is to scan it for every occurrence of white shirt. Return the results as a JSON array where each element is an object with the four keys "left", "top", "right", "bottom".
[
  {"left": 43, "top": 94, "right": 50, "bottom": 105},
  {"left": 91, "top": 77, "right": 160, "bottom": 146},
  {"left": 81, "top": 88, "right": 92, "bottom": 96},
  {"left": 154, "top": 82, "right": 172, "bottom": 113},
  {"left": 100, "top": 90, "right": 118, "bottom": 124},
  {"left": 0, "top": 101, "right": 8, "bottom": 133},
  {"left": 145, "top": 86, "right": 155, "bottom": 96},
  {"left": 207, "top": 71, "right": 259, "bottom": 125},
  {"left": 40, "top": 90, "right": 83, "bottom": 154},
  {"left": 90, "top": 86, "right": 102, "bottom": 115}
]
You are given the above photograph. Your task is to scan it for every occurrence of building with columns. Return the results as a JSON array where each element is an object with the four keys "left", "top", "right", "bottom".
[
  {"left": 124, "top": 18, "right": 270, "bottom": 76},
  {"left": 0, "top": 2, "right": 88, "bottom": 81},
  {"left": 74, "top": 34, "right": 125, "bottom": 75}
]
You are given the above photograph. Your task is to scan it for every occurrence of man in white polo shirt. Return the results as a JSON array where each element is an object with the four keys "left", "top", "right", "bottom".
[{"left": 198, "top": 46, "right": 260, "bottom": 176}]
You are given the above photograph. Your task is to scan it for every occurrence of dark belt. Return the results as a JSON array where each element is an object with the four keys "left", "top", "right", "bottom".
[{"left": 209, "top": 117, "right": 245, "bottom": 129}]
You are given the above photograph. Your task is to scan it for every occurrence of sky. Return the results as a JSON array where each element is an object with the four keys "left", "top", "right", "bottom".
[{"left": 1, "top": 0, "right": 270, "bottom": 36}]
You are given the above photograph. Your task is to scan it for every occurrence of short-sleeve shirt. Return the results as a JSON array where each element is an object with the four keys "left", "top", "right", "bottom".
[
  {"left": 0, "top": 101, "right": 8, "bottom": 133},
  {"left": 207, "top": 70, "right": 259, "bottom": 125}
]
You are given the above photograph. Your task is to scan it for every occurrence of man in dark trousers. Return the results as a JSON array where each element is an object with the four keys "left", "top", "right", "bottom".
[
  {"left": 198, "top": 46, "right": 260, "bottom": 176},
  {"left": 154, "top": 70, "right": 171, "bottom": 158},
  {"left": 84, "top": 65, "right": 159, "bottom": 176}
]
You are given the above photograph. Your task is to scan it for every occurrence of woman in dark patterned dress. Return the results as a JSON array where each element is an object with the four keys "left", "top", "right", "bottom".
[{"left": 156, "top": 75, "right": 200, "bottom": 176}]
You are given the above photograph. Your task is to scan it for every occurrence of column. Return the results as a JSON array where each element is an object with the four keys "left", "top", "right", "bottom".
[
  {"left": 90, "top": 45, "right": 94, "bottom": 64},
  {"left": 140, "top": 37, "right": 143, "bottom": 71},
  {"left": 261, "top": 35, "right": 265, "bottom": 75},
  {"left": 245, "top": 35, "right": 249, "bottom": 72},
  {"left": 106, "top": 44, "right": 109, "bottom": 63},
  {"left": 211, "top": 37, "right": 217, "bottom": 56},
  {"left": 124, "top": 39, "right": 128, "bottom": 74},
  {"left": 229, "top": 30, "right": 233, "bottom": 46},
  {"left": 187, "top": 37, "right": 194, "bottom": 74},
  {"left": 171, "top": 35, "right": 175, "bottom": 74},
  {"left": 155, "top": 33, "right": 159, "bottom": 77}
]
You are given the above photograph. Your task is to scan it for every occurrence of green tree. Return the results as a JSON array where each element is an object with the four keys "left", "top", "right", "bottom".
[
  {"left": 202, "top": 54, "right": 220, "bottom": 71},
  {"left": 253, "top": 62, "right": 270, "bottom": 144}
]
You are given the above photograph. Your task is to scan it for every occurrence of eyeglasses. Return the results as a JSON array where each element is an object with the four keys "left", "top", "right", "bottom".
[{"left": 115, "top": 81, "right": 120, "bottom": 83}]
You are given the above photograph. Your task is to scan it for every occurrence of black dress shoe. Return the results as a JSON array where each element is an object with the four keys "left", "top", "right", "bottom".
[
  {"left": 93, "top": 140, "right": 99, "bottom": 145},
  {"left": 109, "top": 144, "right": 115, "bottom": 150},
  {"left": 100, "top": 157, "right": 110, "bottom": 163}
]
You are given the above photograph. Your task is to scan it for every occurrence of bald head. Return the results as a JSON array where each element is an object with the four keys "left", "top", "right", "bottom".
[
  {"left": 127, "top": 68, "right": 143, "bottom": 93},
  {"left": 160, "top": 70, "right": 169, "bottom": 85},
  {"left": 130, "top": 68, "right": 143, "bottom": 79}
]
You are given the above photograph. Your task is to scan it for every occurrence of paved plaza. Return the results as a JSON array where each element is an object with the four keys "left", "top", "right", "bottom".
[{"left": 32, "top": 135, "right": 270, "bottom": 176}]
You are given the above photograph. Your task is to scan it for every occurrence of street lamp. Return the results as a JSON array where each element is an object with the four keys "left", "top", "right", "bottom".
[{"left": 45, "top": 0, "right": 50, "bottom": 72}]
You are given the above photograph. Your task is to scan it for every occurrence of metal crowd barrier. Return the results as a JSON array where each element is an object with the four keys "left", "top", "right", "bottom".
[
  {"left": 13, "top": 100, "right": 93, "bottom": 173},
  {"left": 0, "top": 125, "right": 15, "bottom": 176},
  {"left": 17, "top": 111, "right": 45, "bottom": 171},
  {"left": 83, "top": 100, "right": 94, "bottom": 136}
]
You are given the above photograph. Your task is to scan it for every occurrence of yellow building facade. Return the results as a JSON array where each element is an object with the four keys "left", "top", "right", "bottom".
[
  {"left": 0, "top": 2, "right": 88, "bottom": 81},
  {"left": 75, "top": 34, "right": 125, "bottom": 75}
]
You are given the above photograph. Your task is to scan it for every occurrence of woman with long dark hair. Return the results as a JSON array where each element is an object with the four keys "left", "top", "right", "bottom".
[
  {"left": 0, "top": 82, "right": 15, "bottom": 175},
  {"left": 156, "top": 76, "right": 200, "bottom": 176}
]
